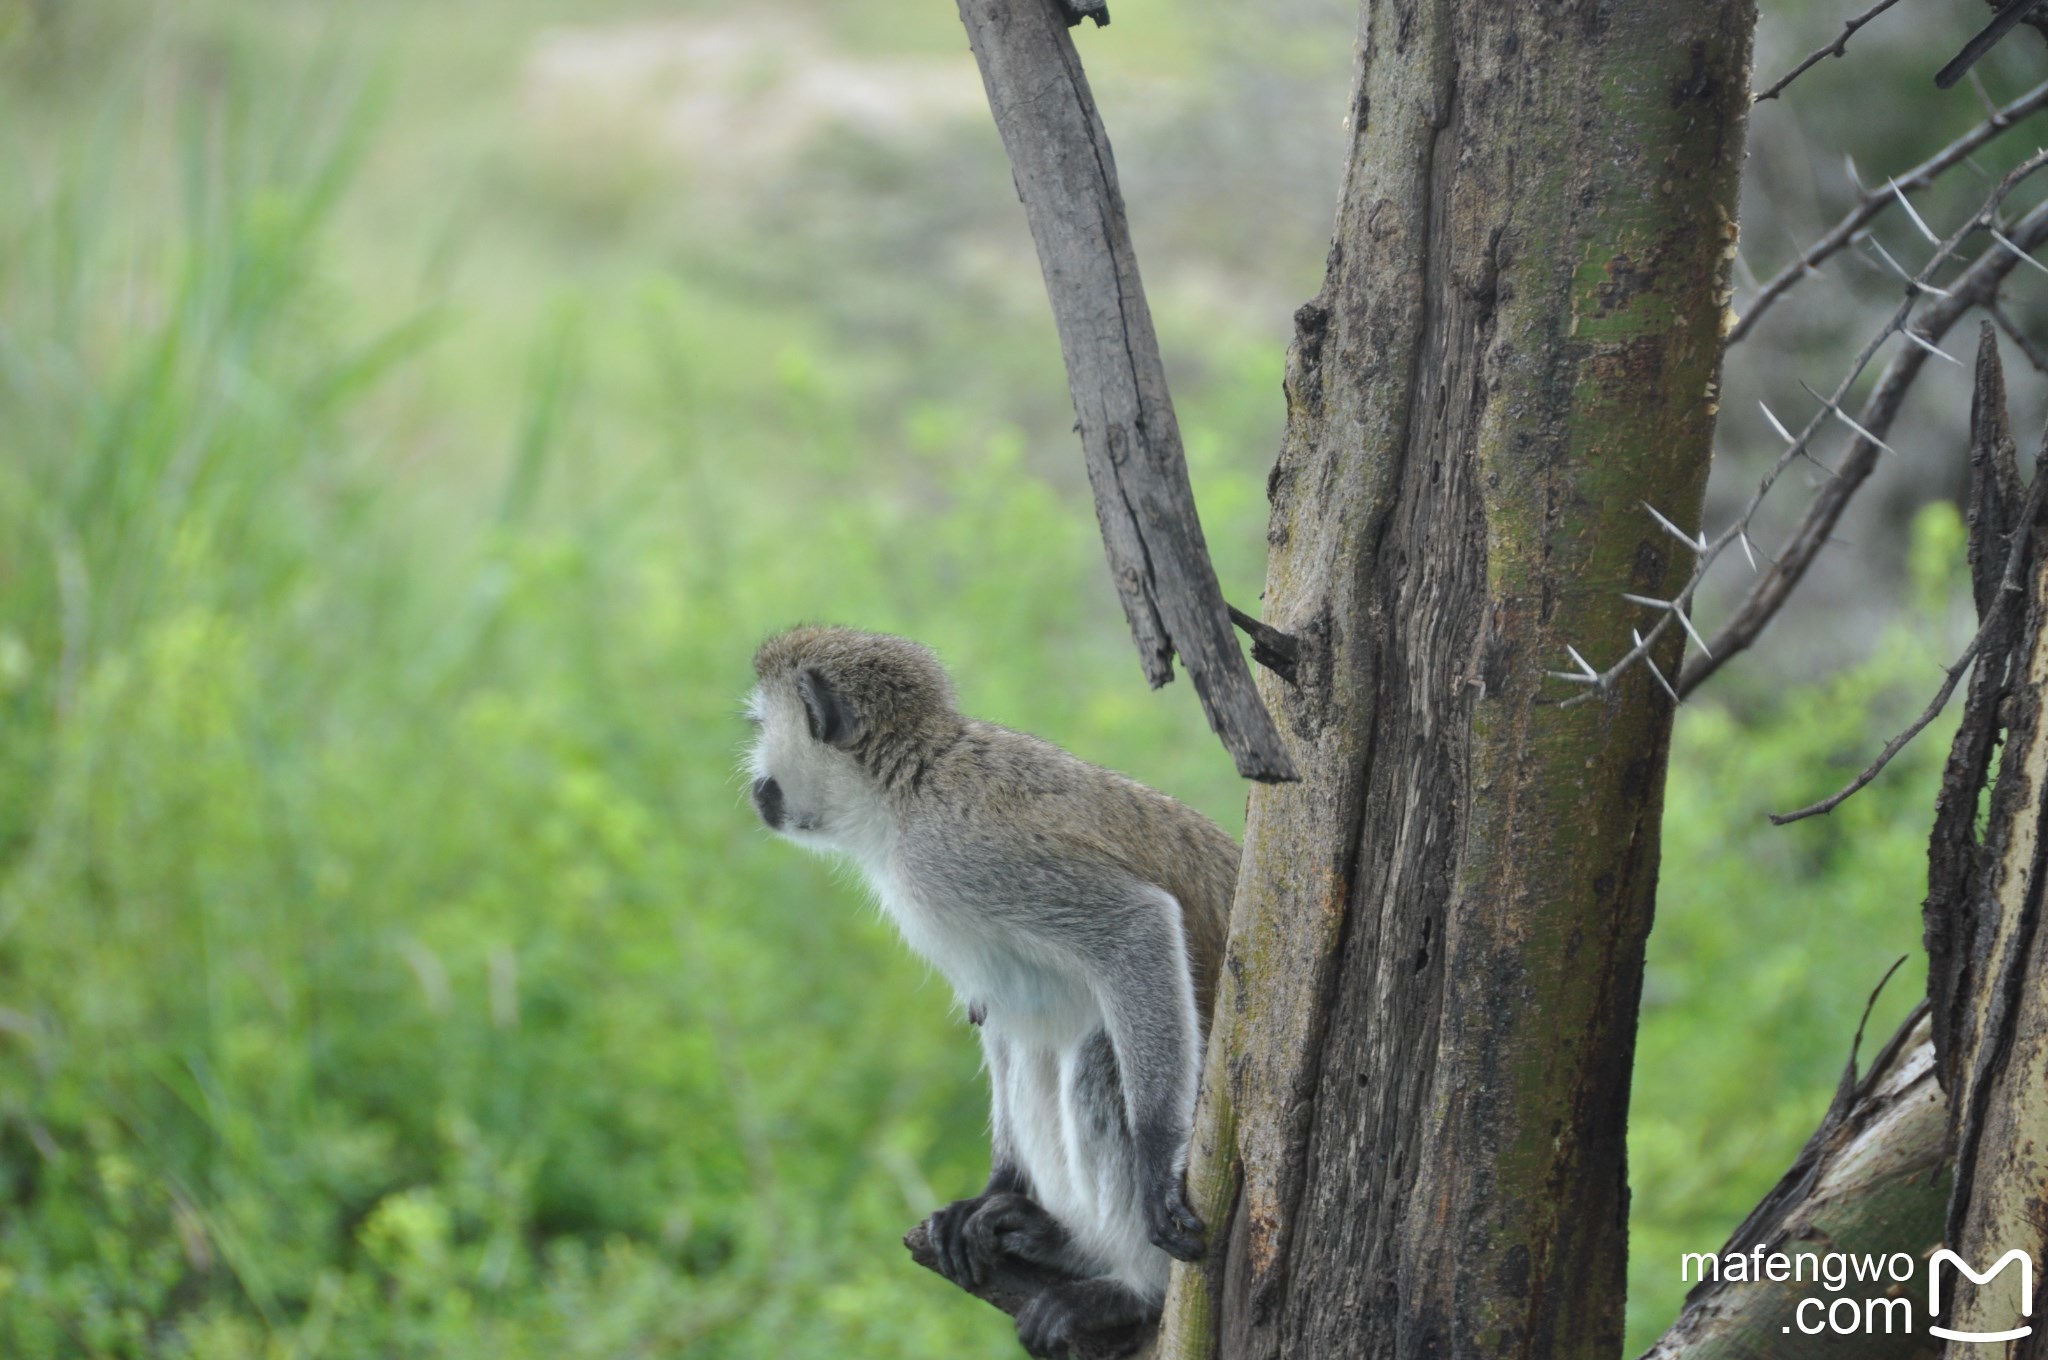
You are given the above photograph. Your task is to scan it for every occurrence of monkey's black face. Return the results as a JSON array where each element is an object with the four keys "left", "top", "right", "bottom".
[
  {"left": 751, "top": 776, "right": 785, "bottom": 831},
  {"left": 743, "top": 680, "right": 873, "bottom": 850}
]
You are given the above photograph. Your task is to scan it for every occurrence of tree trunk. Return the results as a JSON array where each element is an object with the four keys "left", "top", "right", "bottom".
[{"left": 1161, "top": 4, "right": 1755, "bottom": 1357}]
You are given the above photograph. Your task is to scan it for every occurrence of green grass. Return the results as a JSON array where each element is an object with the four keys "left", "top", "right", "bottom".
[{"left": 0, "top": 2, "right": 1965, "bottom": 1356}]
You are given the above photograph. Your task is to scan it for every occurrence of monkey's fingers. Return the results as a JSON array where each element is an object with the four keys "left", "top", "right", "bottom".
[
  {"left": 960, "top": 1204, "right": 1008, "bottom": 1289},
  {"left": 1149, "top": 1214, "right": 1206, "bottom": 1261},
  {"left": 967, "top": 1193, "right": 1066, "bottom": 1287},
  {"left": 1146, "top": 1185, "right": 1207, "bottom": 1262},
  {"left": 929, "top": 1198, "right": 980, "bottom": 1288}
]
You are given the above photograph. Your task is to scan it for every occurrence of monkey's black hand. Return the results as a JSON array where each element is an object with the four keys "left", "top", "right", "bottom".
[
  {"left": 928, "top": 1194, "right": 989, "bottom": 1290},
  {"left": 1058, "top": 0, "right": 1110, "bottom": 27},
  {"left": 1144, "top": 1173, "right": 1206, "bottom": 1262},
  {"left": 931, "top": 1191, "right": 1069, "bottom": 1290}
]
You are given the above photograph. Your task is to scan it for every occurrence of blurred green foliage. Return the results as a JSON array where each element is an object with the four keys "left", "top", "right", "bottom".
[{"left": 0, "top": 1, "right": 1975, "bottom": 1356}]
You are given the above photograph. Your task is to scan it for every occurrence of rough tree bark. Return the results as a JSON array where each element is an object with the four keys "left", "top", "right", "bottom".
[{"left": 1161, "top": 4, "right": 1755, "bottom": 1357}]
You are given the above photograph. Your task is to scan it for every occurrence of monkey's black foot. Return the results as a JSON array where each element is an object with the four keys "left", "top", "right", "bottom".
[
  {"left": 931, "top": 1191, "right": 1069, "bottom": 1290},
  {"left": 1016, "top": 1278, "right": 1156, "bottom": 1360},
  {"left": 1143, "top": 1174, "right": 1206, "bottom": 1262},
  {"left": 1058, "top": 0, "right": 1110, "bottom": 28}
]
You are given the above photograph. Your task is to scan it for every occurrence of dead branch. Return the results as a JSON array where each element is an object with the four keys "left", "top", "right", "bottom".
[
  {"left": 952, "top": 0, "right": 1297, "bottom": 783},
  {"left": 1924, "top": 327, "right": 2029, "bottom": 1085},
  {"left": 1987, "top": 297, "right": 2048, "bottom": 373},
  {"left": 1640, "top": 1007, "right": 1947, "bottom": 1359}
]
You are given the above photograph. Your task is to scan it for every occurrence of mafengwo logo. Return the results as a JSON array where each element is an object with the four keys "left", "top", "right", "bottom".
[
  {"left": 1929, "top": 1249, "right": 2033, "bottom": 1344},
  {"left": 1680, "top": 1246, "right": 2033, "bottom": 1338}
]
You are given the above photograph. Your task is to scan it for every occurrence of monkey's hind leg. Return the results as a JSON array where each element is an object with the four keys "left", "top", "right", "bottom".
[
  {"left": 1015, "top": 1277, "right": 1156, "bottom": 1360},
  {"left": 1058, "top": 0, "right": 1110, "bottom": 28}
]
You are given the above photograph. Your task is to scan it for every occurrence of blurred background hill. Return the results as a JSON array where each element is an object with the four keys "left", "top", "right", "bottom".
[{"left": 0, "top": 0, "right": 2041, "bottom": 1353}]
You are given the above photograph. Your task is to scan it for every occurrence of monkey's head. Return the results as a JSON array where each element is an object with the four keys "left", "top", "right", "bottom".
[{"left": 744, "top": 627, "right": 961, "bottom": 855}]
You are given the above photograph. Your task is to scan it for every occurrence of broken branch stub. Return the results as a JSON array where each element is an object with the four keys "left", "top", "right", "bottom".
[{"left": 952, "top": 0, "right": 1298, "bottom": 783}]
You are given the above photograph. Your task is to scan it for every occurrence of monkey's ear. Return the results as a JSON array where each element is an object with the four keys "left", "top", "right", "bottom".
[{"left": 798, "top": 668, "right": 856, "bottom": 746}]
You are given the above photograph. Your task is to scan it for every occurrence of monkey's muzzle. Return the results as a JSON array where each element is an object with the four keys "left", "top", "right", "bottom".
[{"left": 751, "top": 777, "right": 784, "bottom": 830}]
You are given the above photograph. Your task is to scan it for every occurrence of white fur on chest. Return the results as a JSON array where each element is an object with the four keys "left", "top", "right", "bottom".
[{"left": 861, "top": 859, "right": 1098, "bottom": 1046}]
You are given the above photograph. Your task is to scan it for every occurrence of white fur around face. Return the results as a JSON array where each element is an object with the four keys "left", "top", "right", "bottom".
[{"left": 745, "top": 685, "right": 895, "bottom": 870}]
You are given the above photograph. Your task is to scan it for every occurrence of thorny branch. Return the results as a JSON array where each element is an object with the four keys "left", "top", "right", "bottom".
[
  {"left": 1772, "top": 328, "right": 2047, "bottom": 826},
  {"left": 1684, "top": 188, "right": 2048, "bottom": 694},
  {"left": 1752, "top": 0, "right": 1907, "bottom": 105},
  {"left": 1770, "top": 471, "right": 2043, "bottom": 824},
  {"left": 1554, "top": 148, "right": 2048, "bottom": 712},
  {"left": 1729, "top": 77, "right": 2048, "bottom": 344}
]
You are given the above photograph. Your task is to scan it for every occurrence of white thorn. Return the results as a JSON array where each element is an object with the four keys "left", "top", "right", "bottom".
[
  {"left": 1669, "top": 599, "right": 1713, "bottom": 658},
  {"left": 1564, "top": 644, "right": 1600, "bottom": 680},
  {"left": 1890, "top": 178, "right": 1939, "bottom": 244},
  {"left": 1634, "top": 630, "right": 1681, "bottom": 704},
  {"left": 1622, "top": 592, "right": 1672, "bottom": 610},
  {"left": 1902, "top": 329, "right": 1964, "bottom": 365},
  {"left": 1845, "top": 153, "right": 1866, "bottom": 193},
  {"left": 1642, "top": 501, "right": 1704, "bottom": 554},
  {"left": 1546, "top": 670, "right": 1600, "bottom": 685},
  {"left": 1788, "top": 227, "right": 1823, "bottom": 277},
  {"left": 1829, "top": 403, "right": 1899, "bottom": 454},
  {"left": 1802, "top": 382, "right": 1898, "bottom": 455},
  {"left": 1991, "top": 229, "right": 2048, "bottom": 275},
  {"left": 1865, "top": 236, "right": 1955, "bottom": 296},
  {"left": 1759, "top": 401, "right": 1797, "bottom": 445},
  {"left": 1864, "top": 235, "right": 1910, "bottom": 281},
  {"left": 1734, "top": 249, "right": 1762, "bottom": 292},
  {"left": 1739, "top": 528, "right": 1758, "bottom": 573}
]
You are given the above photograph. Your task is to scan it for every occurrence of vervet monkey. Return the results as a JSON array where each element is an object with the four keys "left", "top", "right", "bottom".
[{"left": 744, "top": 627, "right": 1237, "bottom": 1358}]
